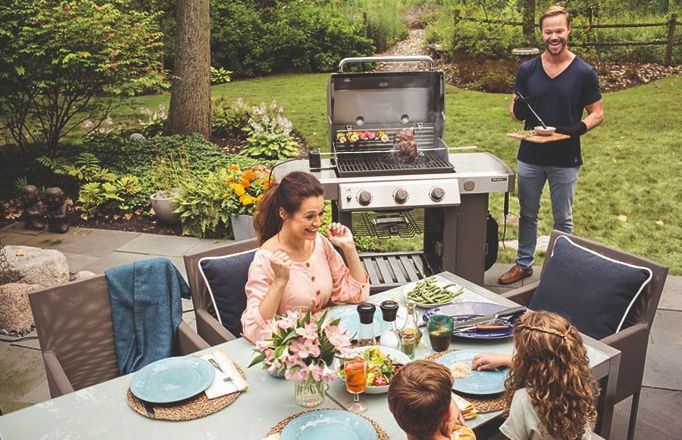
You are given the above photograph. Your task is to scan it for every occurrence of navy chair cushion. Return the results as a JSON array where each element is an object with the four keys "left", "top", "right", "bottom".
[
  {"left": 529, "top": 235, "right": 652, "bottom": 339},
  {"left": 198, "top": 249, "right": 256, "bottom": 338}
]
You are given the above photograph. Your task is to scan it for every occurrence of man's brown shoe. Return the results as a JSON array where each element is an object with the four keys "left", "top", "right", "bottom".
[{"left": 497, "top": 265, "right": 533, "bottom": 285}]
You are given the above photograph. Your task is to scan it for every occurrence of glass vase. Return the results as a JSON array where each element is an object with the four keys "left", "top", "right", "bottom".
[{"left": 293, "top": 377, "right": 325, "bottom": 408}]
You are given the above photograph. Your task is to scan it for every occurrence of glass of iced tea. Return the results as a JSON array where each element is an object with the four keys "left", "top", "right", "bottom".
[
  {"left": 343, "top": 357, "right": 368, "bottom": 412},
  {"left": 428, "top": 314, "right": 454, "bottom": 352}
]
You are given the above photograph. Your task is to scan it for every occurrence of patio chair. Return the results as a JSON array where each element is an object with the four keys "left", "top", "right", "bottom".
[
  {"left": 501, "top": 230, "right": 668, "bottom": 440},
  {"left": 183, "top": 238, "right": 258, "bottom": 346},
  {"left": 28, "top": 261, "right": 209, "bottom": 398}
]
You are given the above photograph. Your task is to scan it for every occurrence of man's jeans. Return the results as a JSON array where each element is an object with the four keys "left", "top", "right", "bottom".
[{"left": 516, "top": 161, "right": 579, "bottom": 270}]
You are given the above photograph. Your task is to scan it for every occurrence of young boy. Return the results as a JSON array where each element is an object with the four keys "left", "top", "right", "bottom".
[{"left": 388, "top": 360, "right": 475, "bottom": 440}]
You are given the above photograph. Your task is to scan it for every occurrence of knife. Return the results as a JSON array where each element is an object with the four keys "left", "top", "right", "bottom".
[{"left": 452, "top": 306, "right": 526, "bottom": 330}]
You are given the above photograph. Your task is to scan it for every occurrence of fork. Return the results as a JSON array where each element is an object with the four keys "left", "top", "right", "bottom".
[{"left": 208, "top": 358, "right": 233, "bottom": 382}]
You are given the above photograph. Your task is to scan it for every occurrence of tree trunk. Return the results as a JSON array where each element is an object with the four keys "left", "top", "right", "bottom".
[
  {"left": 522, "top": 0, "right": 536, "bottom": 46},
  {"left": 165, "top": 0, "right": 211, "bottom": 139}
]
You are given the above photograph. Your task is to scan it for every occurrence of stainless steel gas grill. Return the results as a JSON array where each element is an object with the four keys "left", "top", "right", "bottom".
[
  {"left": 329, "top": 56, "right": 453, "bottom": 177},
  {"left": 276, "top": 56, "right": 514, "bottom": 292}
]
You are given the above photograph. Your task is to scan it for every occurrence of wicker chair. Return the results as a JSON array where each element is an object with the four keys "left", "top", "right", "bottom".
[
  {"left": 501, "top": 230, "right": 668, "bottom": 440},
  {"left": 183, "top": 238, "right": 258, "bottom": 346},
  {"left": 29, "top": 268, "right": 209, "bottom": 398}
]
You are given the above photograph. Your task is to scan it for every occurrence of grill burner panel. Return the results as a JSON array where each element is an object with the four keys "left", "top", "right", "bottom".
[{"left": 335, "top": 151, "right": 454, "bottom": 177}]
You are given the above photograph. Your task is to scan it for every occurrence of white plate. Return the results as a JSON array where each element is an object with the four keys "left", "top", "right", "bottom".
[
  {"left": 402, "top": 280, "right": 463, "bottom": 309},
  {"left": 343, "top": 345, "right": 411, "bottom": 394}
]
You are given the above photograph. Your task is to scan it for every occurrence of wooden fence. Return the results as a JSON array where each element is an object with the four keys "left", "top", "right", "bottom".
[{"left": 453, "top": 11, "right": 681, "bottom": 65}]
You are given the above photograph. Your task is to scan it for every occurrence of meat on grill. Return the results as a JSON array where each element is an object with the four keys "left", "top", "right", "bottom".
[{"left": 392, "top": 128, "right": 418, "bottom": 164}]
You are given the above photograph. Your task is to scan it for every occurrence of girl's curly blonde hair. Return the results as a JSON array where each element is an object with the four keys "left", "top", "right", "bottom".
[{"left": 503, "top": 310, "right": 599, "bottom": 439}]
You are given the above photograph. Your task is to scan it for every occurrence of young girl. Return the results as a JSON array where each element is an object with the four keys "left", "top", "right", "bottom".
[{"left": 474, "top": 311, "right": 598, "bottom": 440}]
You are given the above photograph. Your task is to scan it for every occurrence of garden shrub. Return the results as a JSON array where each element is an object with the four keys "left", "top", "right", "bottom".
[{"left": 210, "top": 0, "right": 374, "bottom": 77}]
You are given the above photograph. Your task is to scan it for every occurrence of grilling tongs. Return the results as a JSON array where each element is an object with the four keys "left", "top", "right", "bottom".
[
  {"left": 515, "top": 92, "right": 548, "bottom": 129},
  {"left": 452, "top": 306, "right": 527, "bottom": 329}
]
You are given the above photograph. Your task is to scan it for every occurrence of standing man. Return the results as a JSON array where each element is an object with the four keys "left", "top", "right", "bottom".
[{"left": 498, "top": 6, "right": 604, "bottom": 285}]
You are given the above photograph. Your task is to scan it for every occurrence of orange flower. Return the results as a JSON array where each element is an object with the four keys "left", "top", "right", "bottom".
[
  {"left": 240, "top": 179, "right": 251, "bottom": 189},
  {"left": 229, "top": 182, "right": 246, "bottom": 196},
  {"left": 242, "top": 170, "right": 256, "bottom": 181},
  {"left": 228, "top": 165, "right": 240, "bottom": 171}
]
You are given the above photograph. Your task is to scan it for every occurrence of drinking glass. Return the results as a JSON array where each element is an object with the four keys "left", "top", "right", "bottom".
[
  {"left": 428, "top": 314, "right": 454, "bottom": 352},
  {"left": 343, "top": 358, "right": 368, "bottom": 412}
]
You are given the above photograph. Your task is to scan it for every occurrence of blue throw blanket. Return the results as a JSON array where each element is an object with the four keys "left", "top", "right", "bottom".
[{"left": 105, "top": 257, "right": 190, "bottom": 375}]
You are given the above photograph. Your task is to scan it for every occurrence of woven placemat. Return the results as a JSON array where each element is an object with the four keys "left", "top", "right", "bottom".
[
  {"left": 424, "top": 349, "right": 506, "bottom": 413},
  {"left": 266, "top": 408, "right": 390, "bottom": 440},
  {"left": 127, "top": 363, "right": 246, "bottom": 421}
]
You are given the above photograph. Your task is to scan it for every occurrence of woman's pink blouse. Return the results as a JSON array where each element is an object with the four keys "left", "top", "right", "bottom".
[{"left": 241, "top": 233, "right": 369, "bottom": 342}]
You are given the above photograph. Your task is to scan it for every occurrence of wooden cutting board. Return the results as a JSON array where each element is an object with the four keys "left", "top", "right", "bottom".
[{"left": 506, "top": 131, "right": 571, "bottom": 143}]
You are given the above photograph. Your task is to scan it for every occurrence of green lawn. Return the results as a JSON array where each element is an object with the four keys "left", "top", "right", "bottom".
[{"left": 121, "top": 73, "right": 681, "bottom": 275}]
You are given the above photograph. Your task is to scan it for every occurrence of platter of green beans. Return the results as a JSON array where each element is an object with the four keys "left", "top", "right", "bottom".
[{"left": 403, "top": 277, "right": 464, "bottom": 308}]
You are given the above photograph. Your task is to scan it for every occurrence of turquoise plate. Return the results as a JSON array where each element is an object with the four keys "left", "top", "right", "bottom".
[
  {"left": 130, "top": 356, "right": 215, "bottom": 403},
  {"left": 436, "top": 350, "right": 508, "bottom": 396},
  {"left": 327, "top": 306, "right": 383, "bottom": 339},
  {"left": 280, "top": 409, "right": 377, "bottom": 440}
]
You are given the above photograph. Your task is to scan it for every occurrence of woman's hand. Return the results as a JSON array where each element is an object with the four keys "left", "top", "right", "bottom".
[
  {"left": 326, "top": 222, "right": 355, "bottom": 249},
  {"left": 471, "top": 353, "right": 512, "bottom": 371},
  {"left": 269, "top": 249, "right": 292, "bottom": 283}
]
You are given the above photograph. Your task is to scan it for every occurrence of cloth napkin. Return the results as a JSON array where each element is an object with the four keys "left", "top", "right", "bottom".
[
  {"left": 200, "top": 349, "right": 249, "bottom": 398},
  {"left": 452, "top": 393, "right": 478, "bottom": 420}
]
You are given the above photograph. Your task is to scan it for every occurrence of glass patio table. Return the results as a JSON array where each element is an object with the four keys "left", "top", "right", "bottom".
[{"left": 325, "top": 271, "right": 621, "bottom": 439}]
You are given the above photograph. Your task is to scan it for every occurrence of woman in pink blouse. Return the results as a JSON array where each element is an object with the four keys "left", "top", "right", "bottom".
[{"left": 241, "top": 171, "right": 370, "bottom": 343}]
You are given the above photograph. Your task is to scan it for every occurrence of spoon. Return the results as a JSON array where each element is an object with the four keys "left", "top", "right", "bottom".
[{"left": 515, "top": 91, "right": 547, "bottom": 129}]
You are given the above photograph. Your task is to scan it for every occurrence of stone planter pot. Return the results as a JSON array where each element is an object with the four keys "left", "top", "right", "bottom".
[
  {"left": 230, "top": 215, "right": 256, "bottom": 241},
  {"left": 150, "top": 189, "right": 181, "bottom": 225}
]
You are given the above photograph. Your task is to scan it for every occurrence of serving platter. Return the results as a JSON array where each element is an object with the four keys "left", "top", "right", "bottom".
[
  {"left": 130, "top": 356, "right": 215, "bottom": 403},
  {"left": 402, "top": 280, "right": 463, "bottom": 309},
  {"left": 422, "top": 302, "right": 515, "bottom": 339},
  {"left": 280, "top": 409, "right": 377, "bottom": 440},
  {"left": 506, "top": 131, "right": 570, "bottom": 143},
  {"left": 436, "top": 350, "right": 508, "bottom": 396}
]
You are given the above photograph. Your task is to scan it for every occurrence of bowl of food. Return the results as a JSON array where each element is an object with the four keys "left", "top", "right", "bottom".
[
  {"left": 339, "top": 346, "right": 410, "bottom": 394},
  {"left": 534, "top": 126, "right": 556, "bottom": 136}
]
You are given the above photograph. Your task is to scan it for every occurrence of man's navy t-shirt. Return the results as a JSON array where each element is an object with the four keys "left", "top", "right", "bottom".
[{"left": 514, "top": 56, "right": 601, "bottom": 167}]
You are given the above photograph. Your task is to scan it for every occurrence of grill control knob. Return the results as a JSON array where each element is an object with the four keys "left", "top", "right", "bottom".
[
  {"left": 357, "top": 190, "right": 372, "bottom": 206},
  {"left": 393, "top": 188, "right": 409, "bottom": 204},
  {"left": 430, "top": 186, "right": 445, "bottom": 201}
]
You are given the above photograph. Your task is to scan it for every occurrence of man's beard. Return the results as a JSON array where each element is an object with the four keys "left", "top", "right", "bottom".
[{"left": 545, "top": 38, "right": 567, "bottom": 56}]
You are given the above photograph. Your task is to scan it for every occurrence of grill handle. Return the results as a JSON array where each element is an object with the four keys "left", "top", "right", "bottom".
[{"left": 337, "top": 56, "right": 435, "bottom": 73}]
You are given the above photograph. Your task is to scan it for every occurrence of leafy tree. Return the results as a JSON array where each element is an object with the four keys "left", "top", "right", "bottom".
[{"left": 0, "top": 0, "right": 167, "bottom": 157}]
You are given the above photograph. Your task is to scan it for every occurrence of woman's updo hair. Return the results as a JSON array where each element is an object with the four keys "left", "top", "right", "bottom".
[{"left": 252, "top": 171, "right": 324, "bottom": 245}]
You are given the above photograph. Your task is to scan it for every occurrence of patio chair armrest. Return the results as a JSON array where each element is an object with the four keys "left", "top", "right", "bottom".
[
  {"left": 177, "top": 320, "right": 210, "bottom": 354},
  {"left": 499, "top": 280, "right": 540, "bottom": 306},
  {"left": 43, "top": 350, "right": 75, "bottom": 398},
  {"left": 195, "top": 308, "right": 238, "bottom": 346},
  {"left": 600, "top": 322, "right": 647, "bottom": 347}
]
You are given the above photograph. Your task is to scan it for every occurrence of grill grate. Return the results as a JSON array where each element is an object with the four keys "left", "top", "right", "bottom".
[
  {"left": 336, "top": 151, "right": 454, "bottom": 177},
  {"left": 353, "top": 210, "right": 422, "bottom": 239}
]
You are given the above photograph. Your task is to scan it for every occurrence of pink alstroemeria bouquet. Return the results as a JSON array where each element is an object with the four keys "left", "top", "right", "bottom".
[{"left": 248, "top": 307, "right": 353, "bottom": 383}]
